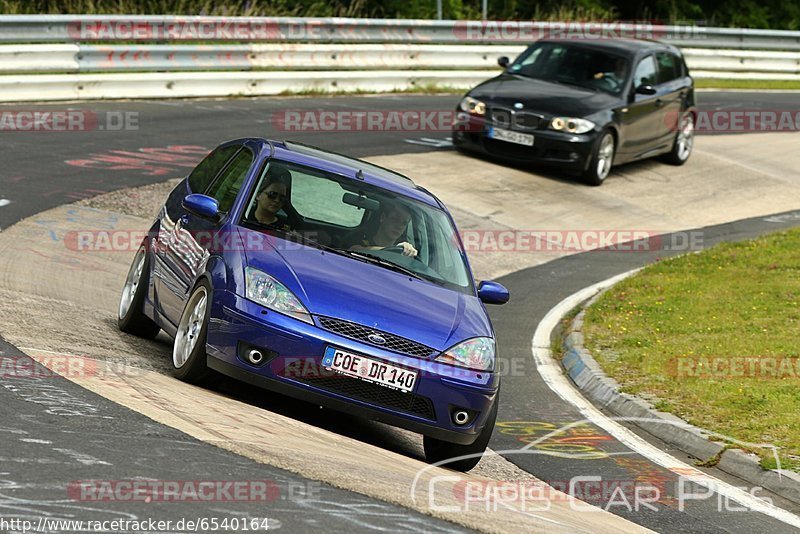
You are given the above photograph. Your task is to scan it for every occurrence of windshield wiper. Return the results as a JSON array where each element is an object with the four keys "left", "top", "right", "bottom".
[{"left": 345, "top": 250, "right": 425, "bottom": 280}]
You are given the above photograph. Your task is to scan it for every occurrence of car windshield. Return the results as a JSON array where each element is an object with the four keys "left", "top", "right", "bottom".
[
  {"left": 240, "top": 159, "right": 474, "bottom": 294},
  {"left": 508, "top": 42, "right": 630, "bottom": 95}
]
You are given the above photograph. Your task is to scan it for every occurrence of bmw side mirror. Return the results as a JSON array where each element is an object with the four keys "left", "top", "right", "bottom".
[
  {"left": 477, "top": 281, "right": 510, "bottom": 305},
  {"left": 182, "top": 194, "right": 219, "bottom": 220},
  {"left": 497, "top": 56, "right": 510, "bottom": 68},
  {"left": 635, "top": 84, "right": 657, "bottom": 96}
]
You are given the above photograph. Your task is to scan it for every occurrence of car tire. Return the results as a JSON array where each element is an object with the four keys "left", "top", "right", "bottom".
[
  {"left": 118, "top": 243, "right": 161, "bottom": 339},
  {"left": 582, "top": 130, "right": 616, "bottom": 186},
  {"left": 423, "top": 394, "right": 499, "bottom": 472},
  {"left": 172, "top": 279, "right": 218, "bottom": 385},
  {"left": 661, "top": 112, "right": 694, "bottom": 166}
]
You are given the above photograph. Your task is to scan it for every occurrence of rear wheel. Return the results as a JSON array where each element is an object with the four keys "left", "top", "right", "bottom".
[
  {"left": 582, "top": 130, "right": 615, "bottom": 186},
  {"left": 118, "top": 243, "right": 160, "bottom": 339},
  {"left": 661, "top": 112, "right": 694, "bottom": 165},
  {"left": 172, "top": 280, "right": 217, "bottom": 385},
  {"left": 423, "top": 395, "right": 499, "bottom": 472}
]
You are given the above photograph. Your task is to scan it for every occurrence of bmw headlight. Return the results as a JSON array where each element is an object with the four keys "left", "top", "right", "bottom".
[
  {"left": 550, "top": 117, "right": 596, "bottom": 134},
  {"left": 435, "top": 337, "right": 495, "bottom": 371},
  {"left": 245, "top": 267, "right": 313, "bottom": 324},
  {"left": 459, "top": 96, "right": 486, "bottom": 116}
]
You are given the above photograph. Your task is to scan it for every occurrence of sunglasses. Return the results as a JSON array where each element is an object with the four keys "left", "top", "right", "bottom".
[{"left": 263, "top": 191, "right": 287, "bottom": 202}]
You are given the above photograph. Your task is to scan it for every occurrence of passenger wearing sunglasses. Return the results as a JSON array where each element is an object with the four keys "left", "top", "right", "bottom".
[{"left": 253, "top": 164, "right": 292, "bottom": 230}]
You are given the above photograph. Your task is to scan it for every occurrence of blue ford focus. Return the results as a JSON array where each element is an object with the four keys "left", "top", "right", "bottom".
[{"left": 118, "top": 138, "right": 509, "bottom": 470}]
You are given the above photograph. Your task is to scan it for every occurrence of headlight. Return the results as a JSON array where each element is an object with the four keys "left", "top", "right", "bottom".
[
  {"left": 245, "top": 267, "right": 313, "bottom": 324},
  {"left": 435, "top": 337, "right": 495, "bottom": 371},
  {"left": 550, "top": 117, "right": 596, "bottom": 134},
  {"left": 459, "top": 96, "right": 486, "bottom": 116}
]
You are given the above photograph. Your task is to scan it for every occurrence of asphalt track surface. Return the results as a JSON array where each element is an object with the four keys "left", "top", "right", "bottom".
[{"left": 1, "top": 93, "right": 799, "bottom": 533}]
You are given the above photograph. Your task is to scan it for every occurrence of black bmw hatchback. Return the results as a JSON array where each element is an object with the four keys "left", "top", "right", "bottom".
[{"left": 452, "top": 38, "right": 696, "bottom": 185}]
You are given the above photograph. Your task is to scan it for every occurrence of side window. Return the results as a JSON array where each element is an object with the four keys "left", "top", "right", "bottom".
[
  {"left": 205, "top": 148, "right": 254, "bottom": 213},
  {"left": 656, "top": 52, "right": 681, "bottom": 84},
  {"left": 633, "top": 56, "right": 657, "bottom": 88},
  {"left": 187, "top": 145, "right": 239, "bottom": 193},
  {"left": 510, "top": 45, "right": 544, "bottom": 75}
]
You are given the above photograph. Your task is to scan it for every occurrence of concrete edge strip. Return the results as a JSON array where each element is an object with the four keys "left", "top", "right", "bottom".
[
  {"left": 561, "top": 291, "right": 800, "bottom": 507},
  {"left": 531, "top": 270, "right": 800, "bottom": 529}
]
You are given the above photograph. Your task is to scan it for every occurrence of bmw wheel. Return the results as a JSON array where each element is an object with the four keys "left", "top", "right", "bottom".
[
  {"left": 662, "top": 112, "right": 694, "bottom": 165},
  {"left": 118, "top": 243, "right": 160, "bottom": 339},
  {"left": 583, "top": 130, "right": 615, "bottom": 186}
]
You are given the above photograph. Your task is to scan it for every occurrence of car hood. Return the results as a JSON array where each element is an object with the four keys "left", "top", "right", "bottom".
[
  {"left": 238, "top": 229, "right": 492, "bottom": 353},
  {"left": 470, "top": 73, "right": 622, "bottom": 117}
]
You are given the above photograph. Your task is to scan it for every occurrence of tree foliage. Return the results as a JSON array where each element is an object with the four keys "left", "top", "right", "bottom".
[{"left": 1, "top": 0, "right": 797, "bottom": 30}]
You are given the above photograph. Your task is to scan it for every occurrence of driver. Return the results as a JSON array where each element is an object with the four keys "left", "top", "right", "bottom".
[
  {"left": 350, "top": 203, "right": 418, "bottom": 257},
  {"left": 592, "top": 56, "right": 628, "bottom": 89}
]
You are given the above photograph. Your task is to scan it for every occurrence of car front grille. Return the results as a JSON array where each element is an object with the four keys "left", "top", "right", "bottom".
[
  {"left": 316, "top": 316, "right": 435, "bottom": 359},
  {"left": 489, "top": 106, "right": 545, "bottom": 131},
  {"left": 295, "top": 374, "right": 436, "bottom": 420}
]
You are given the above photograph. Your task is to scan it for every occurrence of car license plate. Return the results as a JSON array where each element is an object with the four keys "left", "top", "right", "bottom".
[
  {"left": 322, "top": 347, "right": 418, "bottom": 393},
  {"left": 488, "top": 127, "right": 534, "bottom": 146}
]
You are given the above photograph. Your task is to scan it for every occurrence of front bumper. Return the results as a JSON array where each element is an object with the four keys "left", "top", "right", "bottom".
[
  {"left": 205, "top": 290, "right": 498, "bottom": 445},
  {"left": 453, "top": 112, "right": 599, "bottom": 171}
]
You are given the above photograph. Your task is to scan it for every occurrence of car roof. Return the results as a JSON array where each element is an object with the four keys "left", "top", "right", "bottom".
[
  {"left": 240, "top": 138, "right": 441, "bottom": 208},
  {"left": 536, "top": 37, "right": 678, "bottom": 58}
]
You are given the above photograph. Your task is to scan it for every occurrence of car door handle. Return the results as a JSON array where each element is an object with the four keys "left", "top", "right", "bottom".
[{"left": 655, "top": 99, "right": 665, "bottom": 108}]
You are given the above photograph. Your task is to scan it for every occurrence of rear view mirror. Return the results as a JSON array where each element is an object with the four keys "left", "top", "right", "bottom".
[
  {"left": 342, "top": 192, "right": 380, "bottom": 211},
  {"left": 498, "top": 56, "right": 510, "bottom": 68}
]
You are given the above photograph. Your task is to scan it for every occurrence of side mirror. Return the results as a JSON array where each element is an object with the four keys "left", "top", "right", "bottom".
[
  {"left": 635, "top": 84, "right": 657, "bottom": 96},
  {"left": 477, "top": 281, "right": 510, "bottom": 305},
  {"left": 182, "top": 194, "right": 219, "bottom": 220},
  {"left": 497, "top": 56, "right": 510, "bottom": 68}
]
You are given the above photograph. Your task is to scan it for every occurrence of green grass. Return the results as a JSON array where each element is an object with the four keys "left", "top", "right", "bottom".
[
  {"left": 695, "top": 79, "right": 800, "bottom": 90},
  {"left": 583, "top": 229, "right": 800, "bottom": 472}
]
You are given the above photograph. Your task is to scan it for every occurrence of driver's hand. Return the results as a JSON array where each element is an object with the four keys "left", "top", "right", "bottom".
[{"left": 398, "top": 241, "right": 418, "bottom": 257}]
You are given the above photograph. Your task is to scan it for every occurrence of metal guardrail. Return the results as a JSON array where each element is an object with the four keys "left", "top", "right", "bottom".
[
  {"left": 0, "top": 16, "right": 798, "bottom": 101},
  {"left": 0, "top": 15, "right": 800, "bottom": 50},
  {"left": 0, "top": 44, "right": 797, "bottom": 76}
]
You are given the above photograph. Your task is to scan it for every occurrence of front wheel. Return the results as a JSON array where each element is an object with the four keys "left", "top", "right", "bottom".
[
  {"left": 423, "top": 395, "right": 499, "bottom": 472},
  {"left": 582, "top": 131, "right": 615, "bottom": 186},
  {"left": 661, "top": 112, "right": 694, "bottom": 165},
  {"left": 172, "top": 280, "right": 217, "bottom": 385},
  {"left": 118, "top": 243, "right": 160, "bottom": 339}
]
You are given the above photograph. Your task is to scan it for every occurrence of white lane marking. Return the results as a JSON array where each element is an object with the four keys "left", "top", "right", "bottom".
[
  {"left": 404, "top": 137, "right": 453, "bottom": 148},
  {"left": 19, "top": 439, "right": 52, "bottom": 444},
  {"left": 532, "top": 270, "right": 800, "bottom": 529},
  {"left": 0, "top": 198, "right": 10, "bottom": 207}
]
